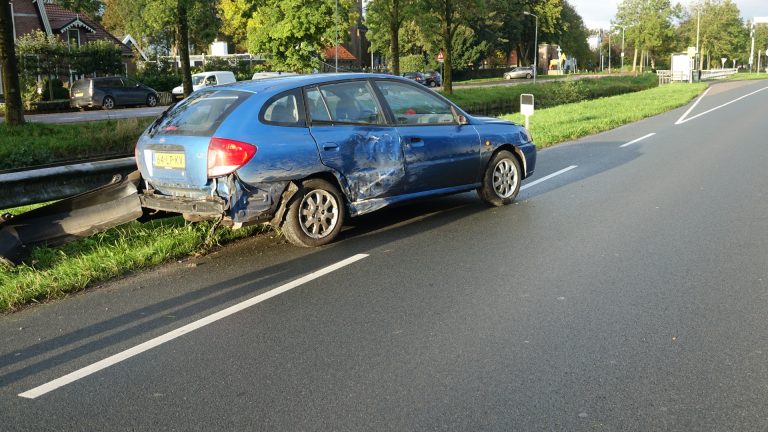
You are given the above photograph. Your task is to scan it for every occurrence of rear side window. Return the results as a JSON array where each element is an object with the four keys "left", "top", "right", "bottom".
[
  {"left": 154, "top": 90, "right": 250, "bottom": 136},
  {"left": 318, "top": 81, "right": 384, "bottom": 125},
  {"left": 260, "top": 91, "right": 305, "bottom": 127}
]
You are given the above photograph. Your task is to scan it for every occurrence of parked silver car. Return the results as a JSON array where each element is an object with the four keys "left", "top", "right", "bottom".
[{"left": 503, "top": 66, "right": 534, "bottom": 79}]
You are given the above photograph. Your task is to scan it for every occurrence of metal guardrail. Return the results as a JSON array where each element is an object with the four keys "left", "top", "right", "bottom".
[
  {"left": 0, "top": 157, "right": 137, "bottom": 210},
  {"left": 701, "top": 68, "right": 738, "bottom": 80},
  {"left": 657, "top": 68, "right": 738, "bottom": 84}
]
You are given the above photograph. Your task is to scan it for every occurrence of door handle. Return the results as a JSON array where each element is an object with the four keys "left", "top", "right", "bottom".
[
  {"left": 322, "top": 142, "right": 339, "bottom": 151},
  {"left": 405, "top": 137, "right": 424, "bottom": 147}
]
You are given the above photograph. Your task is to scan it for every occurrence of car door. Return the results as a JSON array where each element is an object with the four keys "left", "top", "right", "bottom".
[
  {"left": 374, "top": 80, "right": 481, "bottom": 194},
  {"left": 306, "top": 80, "right": 405, "bottom": 203},
  {"left": 121, "top": 78, "right": 143, "bottom": 104}
]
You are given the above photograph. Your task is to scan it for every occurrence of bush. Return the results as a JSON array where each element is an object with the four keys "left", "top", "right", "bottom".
[
  {"left": 399, "top": 55, "right": 427, "bottom": 73},
  {"left": 41, "top": 78, "right": 69, "bottom": 101},
  {"left": 134, "top": 60, "right": 180, "bottom": 92}
]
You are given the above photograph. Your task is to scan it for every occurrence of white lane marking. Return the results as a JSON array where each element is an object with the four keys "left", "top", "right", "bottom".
[
  {"left": 520, "top": 165, "right": 577, "bottom": 191},
  {"left": 676, "top": 86, "right": 768, "bottom": 125},
  {"left": 19, "top": 254, "right": 369, "bottom": 399},
  {"left": 619, "top": 132, "right": 656, "bottom": 148},
  {"left": 675, "top": 87, "right": 711, "bottom": 125}
]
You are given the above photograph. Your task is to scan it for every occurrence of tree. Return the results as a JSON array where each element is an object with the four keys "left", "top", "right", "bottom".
[
  {"left": 366, "top": 0, "right": 416, "bottom": 75},
  {"left": 0, "top": 0, "right": 24, "bottom": 124},
  {"left": 218, "top": 0, "right": 255, "bottom": 51},
  {"left": 418, "top": 0, "right": 485, "bottom": 93},
  {"left": 246, "top": 0, "right": 357, "bottom": 72},
  {"left": 15, "top": 31, "right": 68, "bottom": 102},
  {"left": 58, "top": 0, "right": 104, "bottom": 19},
  {"left": 678, "top": 0, "right": 747, "bottom": 69},
  {"left": 103, "top": 0, "right": 217, "bottom": 97},
  {"left": 615, "top": 0, "right": 677, "bottom": 72}
]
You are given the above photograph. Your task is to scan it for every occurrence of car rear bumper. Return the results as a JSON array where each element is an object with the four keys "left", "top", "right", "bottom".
[{"left": 139, "top": 191, "right": 226, "bottom": 217}]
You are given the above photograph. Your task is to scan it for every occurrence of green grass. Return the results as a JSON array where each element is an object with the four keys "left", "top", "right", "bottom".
[
  {"left": 502, "top": 83, "right": 707, "bottom": 148},
  {"left": 454, "top": 74, "right": 562, "bottom": 85},
  {"left": 724, "top": 72, "right": 768, "bottom": 81},
  {"left": 0, "top": 217, "right": 270, "bottom": 312},
  {"left": 0, "top": 117, "right": 153, "bottom": 170}
]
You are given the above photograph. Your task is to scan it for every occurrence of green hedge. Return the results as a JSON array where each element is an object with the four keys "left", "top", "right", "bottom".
[{"left": 444, "top": 74, "right": 658, "bottom": 116}]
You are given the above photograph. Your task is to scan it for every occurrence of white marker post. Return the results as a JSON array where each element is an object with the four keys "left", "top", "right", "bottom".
[{"left": 520, "top": 93, "right": 534, "bottom": 130}]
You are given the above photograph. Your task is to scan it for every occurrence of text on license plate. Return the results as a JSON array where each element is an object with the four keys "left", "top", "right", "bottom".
[
  {"left": 154, "top": 152, "right": 185, "bottom": 169},
  {"left": 74, "top": 92, "right": 84, "bottom": 97}
]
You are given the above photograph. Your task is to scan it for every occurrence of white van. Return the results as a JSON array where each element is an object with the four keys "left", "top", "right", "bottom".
[{"left": 172, "top": 71, "right": 236, "bottom": 98}]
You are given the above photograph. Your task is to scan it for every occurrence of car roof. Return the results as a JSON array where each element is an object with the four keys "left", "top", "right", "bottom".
[{"left": 211, "top": 73, "right": 414, "bottom": 95}]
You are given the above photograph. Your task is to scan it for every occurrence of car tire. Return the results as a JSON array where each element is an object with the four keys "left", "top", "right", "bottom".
[
  {"left": 429, "top": 80, "right": 437, "bottom": 87},
  {"left": 102, "top": 96, "right": 115, "bottom": 110},
  {"left": 282, "top": 179, "right": 346, "bottom": 247},
  {"left": 477, "top": 150, "right": 521, "bottom": 207},
  {"left": 504, "top": 75, "right": 511, "bottom": 80},
  {"left": 526, "top": 73, "right": 532, "bottom": 79},
  {"left": 147, "top": 94, "right": 158, "bottom": 107}
]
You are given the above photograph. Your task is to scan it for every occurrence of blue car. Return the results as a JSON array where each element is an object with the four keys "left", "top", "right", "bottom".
[{"left": 135, "top": 73, "right": 536, "bottom": 246}]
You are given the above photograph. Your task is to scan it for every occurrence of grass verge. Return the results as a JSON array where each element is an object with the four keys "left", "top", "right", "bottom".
[
  {"left": 0, "top": 217, "right": 270, "bottom": 313},
  {"left": 502, "top": 82, "right": 707, "bottom": 148},
  {"left": 0, "top": 117, "right": 154, "bottom": 171},
  {"left": 724, "top": 73, "right": 768, "bottom": 81}
]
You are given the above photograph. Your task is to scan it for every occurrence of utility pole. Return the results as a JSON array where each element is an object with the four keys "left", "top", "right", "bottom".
[
  {"left": 696, "top": 7, "right": 701, "bottom": 70},
  {"left": 613, "top": 25, "right": 626, "bottom": 73},
  {"left": 524, "top": 11, "right": 538, "bottom": 84},
  {"left": 335, "top": 0, "right": 339, "bottom": 72}
]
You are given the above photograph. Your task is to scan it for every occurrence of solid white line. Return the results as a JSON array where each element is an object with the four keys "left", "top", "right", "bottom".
[
  {"left": 676, "top": 86, "right": 768, "bottom": 125},
  {"left": 18, "top": 254, "right": 369, "bottom": 399},
  {"left": 675, "top": 87, "right": 711, "bottom": 125},
  {"left": 619, "top": 132, "right": 656, "bottom": 148},
  {"left": 520, "top": 165, "right": 577, "bottom": 191}
]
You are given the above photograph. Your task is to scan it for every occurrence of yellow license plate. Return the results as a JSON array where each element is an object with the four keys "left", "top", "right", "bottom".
[
  {"left": 74, "top": 92, "right": 83, "bottom": 97},
  {"left": 154, "top": 152, "right": 185, "bottom": 169}
]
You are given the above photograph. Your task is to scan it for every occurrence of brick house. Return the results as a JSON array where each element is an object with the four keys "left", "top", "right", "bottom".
[{"left": 0, "top": 0, "right": 133, "bottom": 97}]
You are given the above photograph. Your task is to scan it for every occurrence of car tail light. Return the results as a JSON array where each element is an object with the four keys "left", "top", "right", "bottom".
[{"left": 207, "top": 137, "right": 257, "bottom": 177}]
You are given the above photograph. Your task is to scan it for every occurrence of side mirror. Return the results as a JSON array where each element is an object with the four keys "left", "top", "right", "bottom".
[{"left": 457, "top": 115, "right": 469, "bottom": 125}]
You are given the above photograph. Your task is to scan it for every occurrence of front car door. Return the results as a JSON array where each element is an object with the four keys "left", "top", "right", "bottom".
[
  {"left": 307, "top": 80, "right": 405, "bottom": 207},
  {"left": 373, "top": 80, "right": 481, "bottom": 194}
]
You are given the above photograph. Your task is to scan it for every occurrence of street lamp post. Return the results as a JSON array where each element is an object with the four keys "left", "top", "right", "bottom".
[
  {"left": 524, "top": 11, "right": 539, "bottom": 84},
  {"left": 608, "top": 31, "right": 611, "bottom": 73},
  {"left": 613, "top": 25, "right": 626, "bottom": 73},
  {"left": 335, "top": 0, "right": 339, "bottom": 72}
]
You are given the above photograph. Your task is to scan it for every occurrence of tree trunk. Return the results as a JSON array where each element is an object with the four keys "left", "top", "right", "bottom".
[
  {"left": 390, "top": 2, "right": 400, "bottom": 76},
  {"left": 632, "top": 46, "right": 638, "bottom": 72},
  {"left": 176, "top": 0, "right": 193, "bottom": 97},
  {"left": 0, "top": 0, "right": 25, "bottom": 125}
]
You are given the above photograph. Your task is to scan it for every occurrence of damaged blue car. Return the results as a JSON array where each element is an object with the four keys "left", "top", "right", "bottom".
[{"left": 134, "top": 73, "right": 537, "bottom": 247}]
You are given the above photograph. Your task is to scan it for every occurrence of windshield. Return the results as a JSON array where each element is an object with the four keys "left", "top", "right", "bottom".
[{"left": 192, "top": 76, "right": 206, "bottom": 86}]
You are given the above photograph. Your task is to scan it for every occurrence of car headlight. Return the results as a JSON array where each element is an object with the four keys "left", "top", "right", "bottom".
[{"left": 519, "top": 128, "right": 532, "bottom": 143}]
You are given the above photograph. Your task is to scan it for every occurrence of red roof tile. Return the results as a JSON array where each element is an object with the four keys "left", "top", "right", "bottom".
[{"left": 323, "top": 45, "right": 357, "bottom": 61}]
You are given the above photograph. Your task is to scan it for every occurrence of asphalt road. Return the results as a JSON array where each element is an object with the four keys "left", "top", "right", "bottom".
[
  {"left": 2, "top": 80, "right": 768, "bottom": 431},
  {"left": 0, "top": 106, "right": 166, "bottom": 124}
]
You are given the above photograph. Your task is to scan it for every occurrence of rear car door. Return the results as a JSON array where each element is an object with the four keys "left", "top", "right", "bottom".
[
  {"left": 374, "top": 80, "right": 481, "bottom": 193},
  {"left": 307, "top": 80, "right": 405, "bottom": 203}
]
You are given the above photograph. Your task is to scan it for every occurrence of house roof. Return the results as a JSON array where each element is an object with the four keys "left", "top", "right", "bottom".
[
  {"left": 43, "top": 2, "right": 133, "bottom": 56},
  {"left": 323, "top": 45, "right": 357, "bottom": 61}
]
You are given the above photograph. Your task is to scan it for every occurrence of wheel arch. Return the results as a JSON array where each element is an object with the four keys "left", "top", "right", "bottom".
[
  {"left": 271, "top": 170, "right": 348, "bottom": 227},
  {"left": 490, "top": 144, "right": 527, "bottom": 178}
]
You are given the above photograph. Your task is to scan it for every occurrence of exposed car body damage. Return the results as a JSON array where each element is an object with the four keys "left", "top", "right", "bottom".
[{"left": 0, "top": 171, "right": 143, "bottom": 265}]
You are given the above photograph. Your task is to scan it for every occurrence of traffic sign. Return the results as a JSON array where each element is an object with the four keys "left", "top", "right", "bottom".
[{"left": 437, "top": 50, "right": 444, "bottom": 63}]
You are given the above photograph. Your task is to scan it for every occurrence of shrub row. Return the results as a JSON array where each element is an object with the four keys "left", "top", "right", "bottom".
[{"left": 444, "top": 74, "right": 658, "bottom": 116}]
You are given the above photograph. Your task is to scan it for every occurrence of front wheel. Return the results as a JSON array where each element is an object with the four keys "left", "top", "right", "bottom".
[
  {"left": 282, "top": 179, "right": 345, "bottom": 247},
  {"left": 146, "top": 94, "right": 158, "bottom": 107},
  {"left": 526, "top": 73, "right": 532, "bottom": 79},
  {"left": 477, "top": 150, "right": 521, "bottom": 206}
]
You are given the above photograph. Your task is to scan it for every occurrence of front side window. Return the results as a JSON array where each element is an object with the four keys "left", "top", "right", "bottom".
[
  {"left": 318, "top": 81, "right": 384, "bottom": 125},
  {"left": 261, "top": 91, "right": 303, "bottom": 126},
  {"left": 375, "top": 81, "right": 455, "bottom": 126},
  {"left": 305, "top": 87, "right": 331, "bottom": 123}
]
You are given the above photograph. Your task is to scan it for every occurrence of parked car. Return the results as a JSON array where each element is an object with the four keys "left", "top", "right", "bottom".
[
  {"left": 423, "top": 71, "right": 442, "bottom": 87},
  {"left": 401, "top": 72, "right": 425, "bottom": 84},
  {"left": 252, "top": 71, "right": 300, "bottom": 80},
  {"left": 171, "top": 71, "right": 236, "bottom": 99},
  {"left": 70, "top": 77, "right": 159, "bottom": 110},
  {"left": 135, "top": 74, "right": 536, "bottom": 247},
  {"left": 503, "top": 66, "right": 534, "bottom": 79}
]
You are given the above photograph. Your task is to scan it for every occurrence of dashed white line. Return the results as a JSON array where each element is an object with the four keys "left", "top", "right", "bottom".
[
  {"left": 18, "top": 254, "right": 370, "bottom": 399},
  {"left": 619, "top": 132, "right": 656, "bottom": 148},
  {"left": 520, "top": 165, "right": 578, "bottom": 191},
  {"left": 676, "top": 86, "right": 768, "bottom": 125}
]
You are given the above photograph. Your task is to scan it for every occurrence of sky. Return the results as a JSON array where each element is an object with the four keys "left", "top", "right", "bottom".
[{"left": 570, "top": 0, "right": 767, "bottom": 30}]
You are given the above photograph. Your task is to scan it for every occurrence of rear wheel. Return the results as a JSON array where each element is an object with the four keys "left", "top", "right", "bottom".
[
  {"left": 102, "top": 96, "right": 115, "bottom": 110},
  {"left": 477, "top": 150, "right": 521, "bottom": 206},
  {"left": 146, "top": 94, "right": 158, "bottom": 107},
  {"left": 526, "top": 73, "right": 532, "bottom": 79},
  {"left": 282, "top": 179, "right": 345, "bottom": 247}
]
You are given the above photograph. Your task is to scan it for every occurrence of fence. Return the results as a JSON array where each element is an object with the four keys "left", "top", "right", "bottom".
[{"left": 656, "top": 68, "right": 738, "bottom": 84}]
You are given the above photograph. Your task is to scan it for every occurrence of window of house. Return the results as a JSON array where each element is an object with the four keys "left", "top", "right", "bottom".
[{"left": 68, "top": 29, "right": 80, "bottom": 48}]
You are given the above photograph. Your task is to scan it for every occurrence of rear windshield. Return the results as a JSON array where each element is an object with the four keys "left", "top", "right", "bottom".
[{"left": 153, "top": 90, "right": 250, "bottom": 136}]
